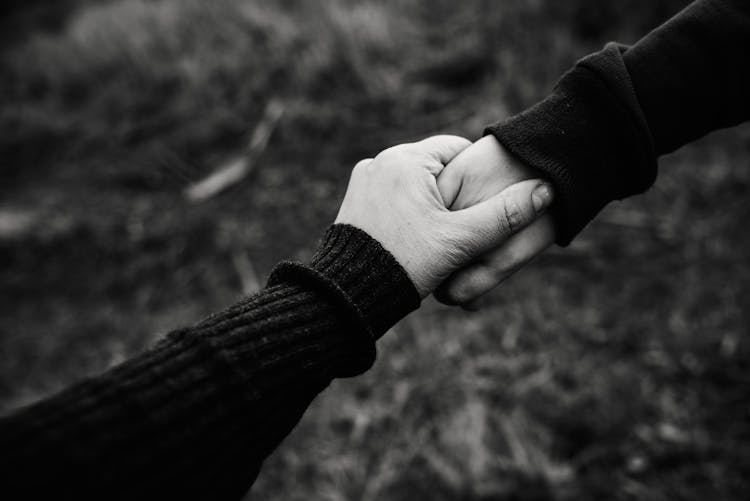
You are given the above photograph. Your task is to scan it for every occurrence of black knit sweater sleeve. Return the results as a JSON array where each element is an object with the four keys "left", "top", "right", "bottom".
[
  {"left": 485, "top": 0, "right": 750, "bottom": 245},
  {"left": 0, "top": 224, "right": 420, "bottom": 500}
]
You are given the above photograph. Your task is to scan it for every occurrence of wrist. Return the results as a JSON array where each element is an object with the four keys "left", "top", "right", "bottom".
[
  {"left": 484, "top": 44, "right": 656, "bottom": 245},
  {"left": 272, "top": 224, "right": 421, "bottom": 340}
]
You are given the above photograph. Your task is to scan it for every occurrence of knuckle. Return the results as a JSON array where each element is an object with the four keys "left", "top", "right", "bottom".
[
  {"left": 377, "top": 145, "right": 408, "bottom": 161},
  {"left": 503, "top": 198, "right": 524, "bottom": 233},
  {"left": 354, "top": 158, "right": 373, "bottom": 172},
  {"left": 351, "top": 159, "right": 374, "bottom": 181},
  {"left": 449, "top": 283, "right": 473, "bottom": 304},
  {"left": 493, "top": 204, "right": 511, "bottom": 237},
  {"left": 432, "top": 134, "right": 471, "bottom": 148},
  {"left": 435, "top": 277, "right": 468, "bottom": 305},
  {"left": 449, "top": 272, "right": 486, "bottom": 304},
  {"left": 375, "top": 148, "right": 412, "bottom": 173}
]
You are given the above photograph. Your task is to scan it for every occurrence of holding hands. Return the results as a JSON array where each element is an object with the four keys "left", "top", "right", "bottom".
[
  {"left": 436, "top": 135, "right": 556, "bottom": 307},
  {"left": 335, "top": 135, "right": 554, "bottom": 300}
]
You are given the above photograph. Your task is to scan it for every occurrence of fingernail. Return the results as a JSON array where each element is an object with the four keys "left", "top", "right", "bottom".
[{"left": 532, "top": 183, "right": 553, "bottom": 213}]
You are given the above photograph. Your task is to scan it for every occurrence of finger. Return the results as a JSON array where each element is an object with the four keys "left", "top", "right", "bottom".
[
  {"left": 434, "top": 216, "right": 554, "bottom": 306},
  {"left": 450, "top": 179, "right": 553, "bottom": 257},
  {"left": 435, "top": 159, "right": 463, "bottom": 209},
  {"left": 436, "top": 135, "right": 507, "bottom": 209},
  {"left": 413, "top": 135, "right": 472, "bottom": 172},
  {"left": 461, "top": 296, "right": 484, "bottom": 312}
]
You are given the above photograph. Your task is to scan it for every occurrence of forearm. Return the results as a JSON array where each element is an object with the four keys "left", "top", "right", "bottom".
[
  {"left": 486, "top": 0, "right": 750, "bottom": 244},
  {"left": 1, "top": 287, "right": 343, "bottom": 500},
  {"left": 625, "top": 0, "right": 750, "bottom": 154},
  {"left": 0, "top": 225, "right": 419, "bottom": 500}
]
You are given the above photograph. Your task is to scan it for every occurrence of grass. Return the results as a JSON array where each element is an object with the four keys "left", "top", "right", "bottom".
[{"left": 2, "top": 0, "right": 749, "bottom": 499}]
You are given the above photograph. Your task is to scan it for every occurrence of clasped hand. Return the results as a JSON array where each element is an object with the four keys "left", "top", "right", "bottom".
[{"left": 335, "top": 135, "right": 555, "bottom": 303}]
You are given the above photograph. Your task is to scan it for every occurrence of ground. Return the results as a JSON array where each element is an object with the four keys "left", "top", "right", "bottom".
[{"left": 2, "top": 0, "right": 750, "bottom": 499}]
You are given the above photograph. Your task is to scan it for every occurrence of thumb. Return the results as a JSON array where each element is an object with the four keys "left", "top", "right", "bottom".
[{"left": 450, "top": 179, "right": 553, "bottom": 256}]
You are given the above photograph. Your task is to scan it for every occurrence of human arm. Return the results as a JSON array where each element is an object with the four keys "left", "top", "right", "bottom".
[
  {"left": 0, "top": 227, "right": 420, "bottom": 500},
  {"left": 436, "top": 0, "right": 750, "bottom": 305},
  {"left": 0, "top": 136, "right": 551, "bottom": 499}
]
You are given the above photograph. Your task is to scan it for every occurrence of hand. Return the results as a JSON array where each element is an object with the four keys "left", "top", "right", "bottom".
[
  {"left": 334, "top": 135, "right": 553, "bottom": 298},
  {"left": 434, "top": 135, "right": 556, "bottom": 308}
]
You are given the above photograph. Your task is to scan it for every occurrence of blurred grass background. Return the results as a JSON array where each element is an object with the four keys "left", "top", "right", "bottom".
[{"left": 2, "top": 0, "right": 750, "bottom": 499}]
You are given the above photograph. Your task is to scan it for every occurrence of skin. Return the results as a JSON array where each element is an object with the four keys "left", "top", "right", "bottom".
[
  {"left": 334, "top": 135, "right": 553, "bottom": 298},
  {"left": 435, "top": 135, "right": 556, "bottom": 308}
]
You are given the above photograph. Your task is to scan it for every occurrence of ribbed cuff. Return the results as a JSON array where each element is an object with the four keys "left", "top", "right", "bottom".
[
  {"left": 485, "top": 43, "right": 657, "bottom": 245},
  {"left": 0, "top": 226, "right": 421, "bottom": 496},
  {"left": 269, "top": 224, "right": 421, "bottom": 340}
]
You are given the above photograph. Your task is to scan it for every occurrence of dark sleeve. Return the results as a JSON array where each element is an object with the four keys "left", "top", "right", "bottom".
[
  {"left": 0, "top": 224, "right": 420, "bottom": 500},
  {"left": 484, "top": 0, "right": 750, "bottom": 245}
]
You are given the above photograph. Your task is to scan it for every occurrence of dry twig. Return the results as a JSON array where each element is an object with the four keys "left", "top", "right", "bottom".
[
  {"left": 184, "top": 100, "right": 285, "bottom": 202},
  {"left": 231, "top": 250, "right": 261, "bottom": 295}
]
